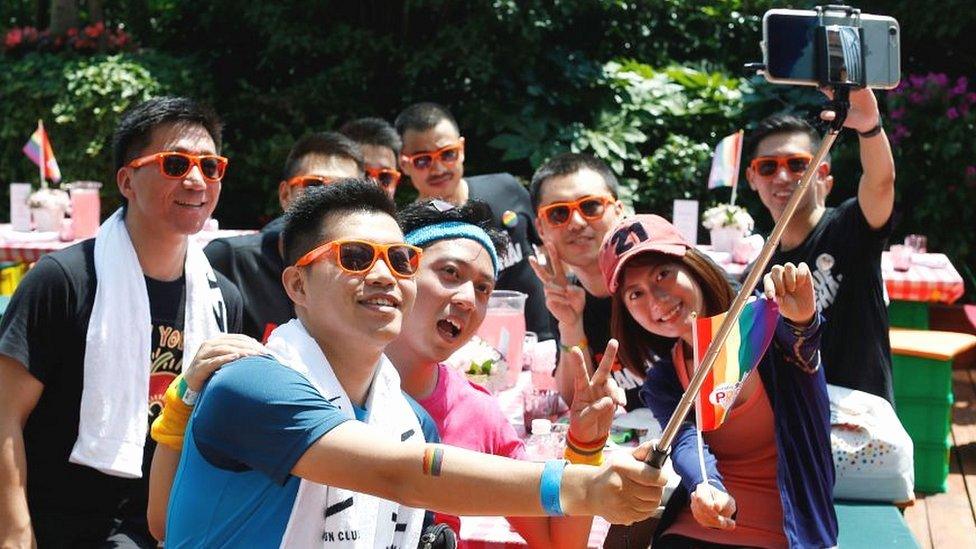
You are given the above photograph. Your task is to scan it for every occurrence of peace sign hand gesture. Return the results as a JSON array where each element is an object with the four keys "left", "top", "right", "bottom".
[
  {"left": 528, "top": 242, "right": 586, "bottom": 327},
  {"left": 569, "top": 339, "right": 627, "bottom": 442}
]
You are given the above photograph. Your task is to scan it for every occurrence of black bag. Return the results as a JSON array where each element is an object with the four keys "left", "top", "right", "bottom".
[{"left": 418, "top": 522, "right": 457, "bottom": 549}]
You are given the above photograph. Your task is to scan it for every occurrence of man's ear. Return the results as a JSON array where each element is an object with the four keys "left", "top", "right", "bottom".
[
  {"left": 534, "top": 216, "right": 547, "bottom": 241},
  {"left": 278, "top": 180, "right": 291, "bottom": 212},
  {"left": 117, "top": 167, "right": 133, "bottom": 200},
  {"left": 282, "top": 266, "right": 306, "bottom": 309}
]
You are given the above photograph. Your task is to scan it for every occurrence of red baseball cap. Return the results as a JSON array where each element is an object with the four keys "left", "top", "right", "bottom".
[{"left": 598, "top": 214, "right": 693, "bottom": 293}]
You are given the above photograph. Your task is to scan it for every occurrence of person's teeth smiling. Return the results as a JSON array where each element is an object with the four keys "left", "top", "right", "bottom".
[{"left": 659, "top": 301, "right": 681, "bottom": 323}]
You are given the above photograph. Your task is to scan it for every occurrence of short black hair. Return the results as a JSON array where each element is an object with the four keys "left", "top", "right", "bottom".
[
  {"left": 529, "top": 152, "right": 619, "bottom": 210},
  {"left": 339, "top": 117, "right": 402, "bottom": 156},
  {"left": 746, "top": 113, "right": 823, "bottom": 160},
  {"left": 112, "top": 96, "right": 222, "bottom": 172},
  {"left": 394, "top": 102, "right": 459, "bottom": 137},
  {"left": 282, "top": 178, "right": 397, "bottom": 266},
  {"left": 397, "top": 199, "right": 509, "bottom": 261},
  {"left": 282, "top": 131, "right": 364, "bottom": 181}
]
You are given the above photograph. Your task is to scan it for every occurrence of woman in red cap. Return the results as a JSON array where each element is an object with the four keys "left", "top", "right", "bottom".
[{"left": 598, "top": 215, "right": 837, "bottom": 549}]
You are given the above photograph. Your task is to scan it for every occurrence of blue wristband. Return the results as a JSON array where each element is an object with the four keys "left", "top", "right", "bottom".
[{"left": 540, "top": 459, "right": 567, "bottom": 516}]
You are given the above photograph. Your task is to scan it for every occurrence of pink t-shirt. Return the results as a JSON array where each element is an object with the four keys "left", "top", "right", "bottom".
[
  {"left": 418, "top": 364, "right": 527, "bottom": 536},
  {"left": 418, "top": 363, "right": 526, "bottom": 460}
]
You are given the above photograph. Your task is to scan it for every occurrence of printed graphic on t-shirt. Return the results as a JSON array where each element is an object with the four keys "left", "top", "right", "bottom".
[
  {"left": 149, "top": 323, "right": 184, "bottom": 419},
  {"left": 499, "top": 238, "right": 524, "bottom": 271},
  {"left": 812, "top": 252, "right": 843, "bottom": 313}
]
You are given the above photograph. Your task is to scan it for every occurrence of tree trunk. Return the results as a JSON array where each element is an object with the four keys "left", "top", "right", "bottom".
[
  {"left": 49, "top": 0, "right": 79, "bottom": 35},
  {"left": 87, "top": 0, "right": 107, "bottom": 51}
]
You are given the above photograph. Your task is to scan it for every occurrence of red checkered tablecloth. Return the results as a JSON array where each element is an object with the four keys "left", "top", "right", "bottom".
[
  {"left": 701, "top": 246, "right": 965, "bottom": 305},
  {"left": 881, "top": 252, "right": 965, "bottom": 304},
  {"left": 0, "top": 224, "right": 255, "bottom": 263},
  {"left": 458, "top": 370, "right": 612, "bottom": 548}
]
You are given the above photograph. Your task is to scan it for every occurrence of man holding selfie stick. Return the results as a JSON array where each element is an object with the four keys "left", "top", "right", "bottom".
[{"left": 744, "top": 87, "right": 896, "bottom": 403}]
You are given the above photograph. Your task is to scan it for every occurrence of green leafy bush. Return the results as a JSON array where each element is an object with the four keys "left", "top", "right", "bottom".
[{"left": 0, "top": 51, "right": 205, "bottom": 217}]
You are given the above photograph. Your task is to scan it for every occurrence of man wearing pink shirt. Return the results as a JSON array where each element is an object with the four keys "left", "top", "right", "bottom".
[{"left": 386, "top": 199, "right": 626, "bottom": 547}]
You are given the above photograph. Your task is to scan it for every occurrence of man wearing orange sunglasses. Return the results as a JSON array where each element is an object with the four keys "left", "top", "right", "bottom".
[
  {"left": 340, "top": 117, "right": 402, "bottom": 200},
  {"left": 744, "top": 87, "right": 897, "bottom": 404},
  {"left": 204, "top": 132, "right": 363, "bottom": 342},
  {"left": 156, "top": 180, "right": 666, "bottom": 547},
  {"left": 0, "top": 97, "right": 245, "bottom": 548},
  {"left": 395, "top": 102, "right": 553, "bottom": 341}
]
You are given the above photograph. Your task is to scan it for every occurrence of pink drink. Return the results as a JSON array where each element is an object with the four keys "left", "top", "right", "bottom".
[
  {"left": 69, "top": 182, "right": 101, "bottom": 239},
  {"left": 476, "top": 291, "right": 527, "bottom": 389}
]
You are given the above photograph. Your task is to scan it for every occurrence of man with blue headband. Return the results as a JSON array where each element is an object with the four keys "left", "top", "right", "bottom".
[{"left": 386, "top": 199, "right": 628, "bottom": 546}]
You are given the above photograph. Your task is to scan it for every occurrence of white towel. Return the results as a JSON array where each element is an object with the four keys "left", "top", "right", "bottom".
[
  {"left": 69, "top": 208, "right": 227, "bottom": 478},
  {"left": 266, "top": 319, "right": 425, "bottom": 549}
]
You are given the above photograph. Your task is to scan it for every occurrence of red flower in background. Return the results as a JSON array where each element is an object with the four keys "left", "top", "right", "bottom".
[
  {"left": 3, "top": 22, "right": 135, "bottom": 54},
  {"left": 4, "top": 28, "right": 23, "bottom": 49}
]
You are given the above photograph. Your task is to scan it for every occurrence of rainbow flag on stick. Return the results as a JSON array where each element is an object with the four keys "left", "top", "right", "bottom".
[
  {"left": 693, "top": 297, "right": 779, "bottom": 431},
  {"left": 706, "top": 130, "right": 743, "bottom": 203},
  {"left": 22, "top": 120, "right": 62, "bottom": 186}
]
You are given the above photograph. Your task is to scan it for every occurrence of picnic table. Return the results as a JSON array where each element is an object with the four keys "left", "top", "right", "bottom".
[{"left": 0, "top": 223, "right": 254, "bottom": 263}]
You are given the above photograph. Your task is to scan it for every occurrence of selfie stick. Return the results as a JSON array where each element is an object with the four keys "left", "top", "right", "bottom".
[{"left": 646, "top": 88, "right": 851, "bottom": 469}]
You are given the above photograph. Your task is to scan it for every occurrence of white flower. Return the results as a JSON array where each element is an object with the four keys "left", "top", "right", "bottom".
[
  {"left": 28, "top": 188, "right": 71, "bottom": 211},
  {"left": 702, "top": 204, "right": 754, "bottom": 232}
]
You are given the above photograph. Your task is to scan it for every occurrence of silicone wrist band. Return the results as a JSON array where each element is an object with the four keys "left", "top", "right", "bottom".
[{"left": 540, "top": 460, "right": 567, "bottom": 516}]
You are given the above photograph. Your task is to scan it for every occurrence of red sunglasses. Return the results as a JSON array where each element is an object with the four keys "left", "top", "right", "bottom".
[
  {"left": 294, "top": 239, "right": 423, "bottom": 278},
  {"left": 128, "top": 152, "right": 228, "bottom": 182},
  {"left": 400, "top": 138, "right": 465, "bottom": 171},
  {"left": 749, "top": 153, "right": 815, "bottom": 177},
  {"left": 286, "top": 175, "right": 340, "bottom": 188},
  {"left": 365, "top": 167, "right": 402, "bottom": 189}
]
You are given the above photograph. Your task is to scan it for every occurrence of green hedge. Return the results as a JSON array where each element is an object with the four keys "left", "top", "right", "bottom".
[{"left": 0, "top": 51, "right": 206, "bottom": 217}]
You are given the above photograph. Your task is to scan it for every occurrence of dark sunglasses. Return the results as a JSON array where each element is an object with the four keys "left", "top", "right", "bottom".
[
  {"left": 749, "top": 153, "right": 814, "bottom": 177},
  {"left": 400, "top": 138, "right": 465, "bottom": 171},
  {"left": 294, "top": 239, "right": 423, "bottom": 278},
  {"left": 128, "top": 152, "right": 228, "bottom": 182},
  {"left": 538, "top": 195, "right": 615, "bottom": 227},
  {"left": 365, "top": 167, "right": 402, "bottom": 189}
]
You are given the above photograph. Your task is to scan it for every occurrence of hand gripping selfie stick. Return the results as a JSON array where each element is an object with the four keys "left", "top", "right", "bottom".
[{"left": 645, "top": 87, "right": 852, "bottom": 469}]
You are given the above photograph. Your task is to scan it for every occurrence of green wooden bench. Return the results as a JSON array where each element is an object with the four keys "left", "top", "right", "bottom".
[{"left": 836, "top": 501, "right": 919, "bottom": 547}]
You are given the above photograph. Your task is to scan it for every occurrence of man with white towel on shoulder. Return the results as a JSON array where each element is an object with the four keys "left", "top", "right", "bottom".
[{"left": 0, "top": 96, "right": 245, "bottom": 548}]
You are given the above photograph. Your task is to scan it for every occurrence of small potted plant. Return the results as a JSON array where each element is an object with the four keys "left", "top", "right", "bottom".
[
  {"left": 702, "top": 204, "right": 754, "bottom": 253},
  {"left": 28, "top": 187, "right": 71, "bottom": 232}
]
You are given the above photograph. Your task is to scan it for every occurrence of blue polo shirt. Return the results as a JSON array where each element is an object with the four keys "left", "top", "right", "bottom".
[{"left": 165, "top": 356, "right": 439, "bottom": 548}]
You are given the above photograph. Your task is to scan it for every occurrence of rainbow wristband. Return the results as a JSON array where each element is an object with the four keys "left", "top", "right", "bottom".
[{"left": 540, "top": 459, "right": 567, "bottom": 516}]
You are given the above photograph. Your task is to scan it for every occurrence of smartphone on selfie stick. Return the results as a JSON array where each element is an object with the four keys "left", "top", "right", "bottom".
[{"left": 645, "top": 4, "right": 901, "bottom": 470}]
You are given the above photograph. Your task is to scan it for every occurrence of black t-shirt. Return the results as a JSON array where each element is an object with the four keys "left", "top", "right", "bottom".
[
  {"left": 204, "top": 219, "right": 292, "bottom": 342},
  {"left": 755, "top": 198, "right": 894, "bottom": 402},
  {"left": 576, "top": 283, "right": 646, "bottom": 411},
  {"left": 467, "top": 173, "right": 554, "bottom": 340},
  {"left": 0, "top": 239, "right": 243, "bottom": 546}
]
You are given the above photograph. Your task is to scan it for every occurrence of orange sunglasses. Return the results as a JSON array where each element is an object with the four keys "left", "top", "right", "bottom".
[
  {"left": 295, "top": 239, "right": 423, "bottom": 278},
  {"left": 538, "top": 195, "right": 616, "bottom": 227},
  {"left": 286, "top": 175, "right": 342, "bottom": 188},
  {"left": 365, "top": 167, "right": 402, "bottom": 189},
  {"left": 749, "top": 153, "right": 815, "bottom": 177},
  {"left": 128, "top": 152, "right": 228, "bottom": 182},
  {"left": 400, "top": 138, "right": 465, "bottom": 170}
]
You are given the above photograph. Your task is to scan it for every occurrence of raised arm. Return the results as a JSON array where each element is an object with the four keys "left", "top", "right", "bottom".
[
  {"left": 0, "top": 356, "right": 43, "bottom": 548},
  {"left": 293, "top": 422, "right": 664, "bottom": 525}
]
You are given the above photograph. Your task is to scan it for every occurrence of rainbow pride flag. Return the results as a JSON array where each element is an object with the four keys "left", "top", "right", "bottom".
[
  {"left": 22, "top": 121, "right": 62, "bottom": 183},
  {"left": 694, "top": 297, "right": 778, "bottom": 431},
  {"left": 706, "top": 130, "right": 743, "bottom": 190}
]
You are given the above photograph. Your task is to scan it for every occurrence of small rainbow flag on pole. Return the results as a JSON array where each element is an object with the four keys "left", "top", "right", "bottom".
[
  {"left": 22, "top": 120, "right": 62, "bottom": 185},
  {"left": 706, "top": 130, "right": 743, "bottom": 194},
  {"left": 693, "top": 297, "right": 779, "bottom": 431}
]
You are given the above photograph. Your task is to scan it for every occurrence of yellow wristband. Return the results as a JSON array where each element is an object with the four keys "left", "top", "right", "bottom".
[
  {"left": 564, "top": 446, "right": 604, "bottom": 466},
  {"left": 558, "top": 339, "right": 588, "bottom": 353},
  {"left": 150, "top": 374, "right": 194, "bottom": 451}
]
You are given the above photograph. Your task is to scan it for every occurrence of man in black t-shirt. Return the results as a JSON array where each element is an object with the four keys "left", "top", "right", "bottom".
[
  {"left": 525, "top": 154, "right": 646, "bottom": 409},
  {"left": 0, "top": 97, "right": 244, "bottom": 547},
  {"left": 743, "top": 88, "right": 896, "bottom": 402},
  {"left": 394, "top": 102, "right": 553, "bottom": 340},
  {"left": 340, "top": 117, "right": 403, "bottom": 199},
  {"left": 204, "top": 132, "right": 363, "bottom": 341}
]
